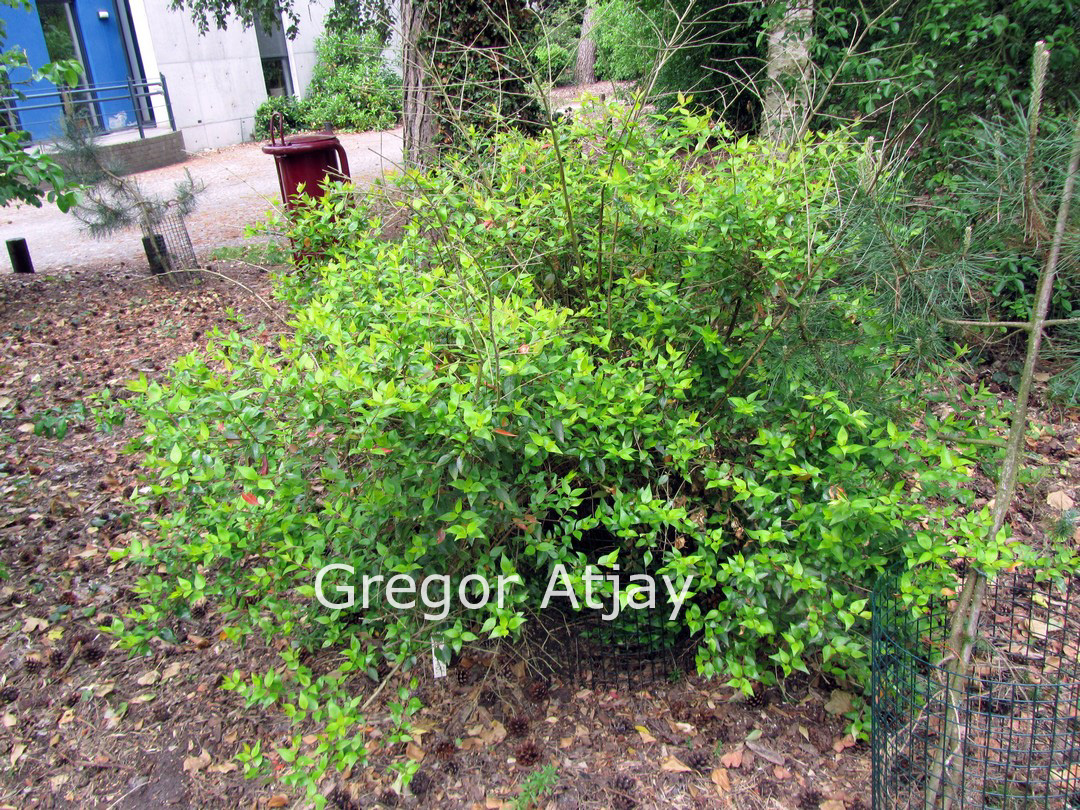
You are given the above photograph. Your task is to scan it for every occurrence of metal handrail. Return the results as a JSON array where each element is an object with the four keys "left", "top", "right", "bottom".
[{"left": 0, "top": 73, "right": 175, "bottom": 140}]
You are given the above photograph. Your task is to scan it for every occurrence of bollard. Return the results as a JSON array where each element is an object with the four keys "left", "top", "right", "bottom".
[{"left": 6, "top": 238, "right": 34, "bottom": 274}]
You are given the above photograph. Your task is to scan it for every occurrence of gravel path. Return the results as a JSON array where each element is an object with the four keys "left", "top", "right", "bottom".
[{"left": 0, "top": 128, "right": 403, "bottom": 274}]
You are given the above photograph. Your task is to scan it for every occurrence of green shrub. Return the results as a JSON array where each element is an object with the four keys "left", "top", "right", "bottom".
[
  {"left": 117, "top": 103, "right": 1021, "bottom": 795},
  {"left": 594, "top": 0, "right": 661, "bottom": 81},
  {"left": 253, "top": 94, "right": 307, "bottom": 141},
  {"left": 533, "top": 42, "right": 572, "bottom": 84},
  {"left": 303, "top": 30, "right": 401, "bottom": 132}
]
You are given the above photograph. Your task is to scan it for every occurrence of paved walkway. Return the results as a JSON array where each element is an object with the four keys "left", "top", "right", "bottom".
[{"left": 0, "top": 128, "right": 404, "bottom": 273}]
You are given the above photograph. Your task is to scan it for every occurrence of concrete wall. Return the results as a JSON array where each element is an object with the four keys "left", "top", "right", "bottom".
[{"left": 128, "top": 0, "right": 329, "bottom": 153}]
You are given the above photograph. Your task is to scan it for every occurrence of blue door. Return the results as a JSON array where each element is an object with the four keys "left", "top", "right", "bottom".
[{"left": 0, "top": 0, "right": 137, "bottom": 140}]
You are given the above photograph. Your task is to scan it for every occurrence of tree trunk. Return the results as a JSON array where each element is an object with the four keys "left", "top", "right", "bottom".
[
  {"left": 401, "top": 0, "right": 437, "bottom": 167},
  {"left": 762, "top": 0, "right": 814, "bottom": 146},
  {"left": 574, "top": 4, "right": 596, "bottom": 86}
]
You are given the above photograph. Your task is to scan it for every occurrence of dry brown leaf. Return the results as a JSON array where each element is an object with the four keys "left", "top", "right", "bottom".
[
  {"left": 9, "top": 743, "right": 25, "bottom": 768},
  {"left": 635, "top": 725, "right": 656, "bottom": 744},
  {"left": 266, "top": 796, "right": 289, "bottom": 808},
  {"left": 720, "top": 746, "right": 744, "bottom": 769},
  {"left": 1048, "top": 490, "right": 1075, "bottom": 511},
  {"left": 137, "top": 670, "right": 159, "bottom": 686},
  {"left": 820, "top": 801, "right": 846, "bottom": 810},
  {"left": 208, "top": 761, "right": 238, "bottom": 774},
  {"left": 745, "top": 739, "right": 784, "bottom": 765},
  {"left": 824, "top": 689, "right": 854, "bottom": 716},
  {"left": 182, "top": 749, "right": 211, "bottom": 774},
  {"left": 661, "top": 756, "right": 692, "bottom": 773},
  {"left": 406, "top": 742, "right": 425, "bottom": 762},
  {"left": 162, "top": 662, "right": 183, "bottom": 680},
  {"left": 832, "top": 734, "right": 857, "bottom": 753},
  {"left": 710, "top": 768, "right": 730, "bottom": 792},
  {"left": 773, "top": 765, "right": 792, "bottom": 780}
]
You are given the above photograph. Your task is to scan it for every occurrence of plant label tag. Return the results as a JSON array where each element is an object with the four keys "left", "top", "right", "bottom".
[{"left": 431, "top": 641, "right": 447, "bottom": 679}]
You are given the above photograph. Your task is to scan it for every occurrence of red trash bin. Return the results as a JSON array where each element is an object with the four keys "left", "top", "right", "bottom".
[{"left": 261, "top": 112, "right": 351, "bottom": 211}]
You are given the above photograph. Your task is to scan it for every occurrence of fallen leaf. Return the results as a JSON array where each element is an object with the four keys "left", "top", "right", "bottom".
[
  {"left": 266, "top": 796, "right": 289, "bottom": 808},
  {"left": 635, "top": 725, "right": 656, "bottom": 744},
  {"left": 661, "top": 756, "right": 692, "bottom": 773},
  {"left": 773, "top": 765, "right": 792, "bottom": 779},
  {"left": 824, "top": 689, "right": 854, "bottom": 716},
  {"left": 833, "top": 734, "right": 857, "bottom": 753},
  {"left": 9, "top": 743, "right": 25, "bottom": 768},
  {"left": 720, "top": 746, "right": 744, "bottom": 768},
  {"left": 162, "top": 662, "right": 183, "bottom": 680},
  {"left": 137, "top": 671, "right": 160, "bottom": 686},
  {"left": 1, "top": 715, "right": 15, "bottom": 729},
  {"left": 710, "top": 767, "right": 730, "bottom": 792},
  {"left": 821, "top": 801, "right": 846, "bottom": 810},
  {"left": 746, "top": 739, "right": 785, "bottom": 765},
  {"left": 406, "top": 742, "right": 425, "bottom": 762},
  {"left": 21, "top": 617, "right": 48, "bottom": 633},
  {"left": 182, "top": 749, "right": 211, "bottom": 774},
  {"left": 1028, "top": 618, "right": 1063, "bottom": 639},
  {"left": 208, "top": 761, "right": 238, "bottom": 774},
  {"left": 1047, "top": 490, "right": 1074, "bottom": 511}
]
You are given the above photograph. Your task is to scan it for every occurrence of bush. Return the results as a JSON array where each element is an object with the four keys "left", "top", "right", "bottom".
[
  {"left": 303, "top": 30, "right": 400, "bottom": 132},
  {"left": 252, "top": 30, "right": 400, "bottom": 139},
  {"left": 253, "top": 94, "right": 307, "bottom": 141},
  {"left": 117, "top": 103, "right": 1019, "bottom": 793},
  {"left": 594, "top": 0, "right": 661, "bottom": 81},
  {"left": 533, "top": 42, "right": 572, "bottom": 84}
]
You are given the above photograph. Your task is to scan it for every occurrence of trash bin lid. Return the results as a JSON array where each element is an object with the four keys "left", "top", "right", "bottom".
[{"left": 261, "top": 133, "right": 342, "bottom": 155}]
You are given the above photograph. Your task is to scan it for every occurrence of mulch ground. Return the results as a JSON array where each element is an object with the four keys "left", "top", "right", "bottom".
[{"left": 0, "top": 257, "right": 1076, "bottom": 810}]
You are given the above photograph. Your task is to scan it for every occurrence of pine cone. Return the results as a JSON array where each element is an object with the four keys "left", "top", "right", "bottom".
[
  {"left": 443, "top": 759, "right": 460, "bottom": 776},
  {"left": 326, "top": 786, "right": 357, "bottom": 810},
  {"left": 378, "top": 789, "right": 399, "bottom": 807},
  {"left": 49, "top": 647, "right": 68, "bottom": 668},
  {"left": 410, "top": 770, "right": 432, "bottom": 797},
  {"left": 686, "top": 749, "right": 712, "bottom": 773},
  {"left": 0, "top": 686, "right": 18, "bottom": 704},
  {"left": 798, "top": 789, "right": 823, "bottom": 810},
  {"left": 456, "top": 667, "right": 471, "bottom": 686},
  {"left": 82, "top": 645, "right": 105, "bottom": 664},
  {"left": 59, "top": 591, "right": 77, "bottom": 606},
  {"left": 191, "top": 600, "right": 208, "bottom": 619},
  {"left": 499, "top": 657, "right": 516, "bottom": 679},
  {"left": 434, "top": 739, "right": 457, "bottom": 760},
  {"left": 23, "top": 655, "right": 45, "bottom": 674},
  {"left": 527, "top": 680, "right": 550, "bottom": 702},
  {"left": 611, "top": 773, "right": 637, "bottom": 810},
  {"left": 746, "top": 686, "right": 768, "bottom": 709},
  {"left": 611, "top": 717, "right": 635, "bottom": 735},
  {"left": 507, "top": 716, "right": 530, "bottom": 738},
  {"left": 515, "top": 741, "right": 542, "bottom": 766},
  {"left": 153, "top": 705, "right": 171, "bottom": 723}
]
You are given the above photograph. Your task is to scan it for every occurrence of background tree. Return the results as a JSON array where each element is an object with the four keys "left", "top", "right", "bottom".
[{"left": 573, "top": 3, "right": 596, "bottom": 84}]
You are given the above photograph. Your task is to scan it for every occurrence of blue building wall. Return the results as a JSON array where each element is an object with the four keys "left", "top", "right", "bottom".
[{"left": 1, "top": 0, "right": 60, "bottom": 140}]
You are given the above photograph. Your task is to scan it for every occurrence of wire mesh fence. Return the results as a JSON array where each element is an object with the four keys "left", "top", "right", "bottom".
[
  {"left": 872, "top": 568, "right": 1080, "bottom": 809},
  {"left": 140, "top": 210, "right": 198, "bottom": 288}
]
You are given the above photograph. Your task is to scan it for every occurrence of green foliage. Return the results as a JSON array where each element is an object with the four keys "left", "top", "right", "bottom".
[
  {"left": 594, "top": 0, "right": 661, "bottom": 81},
  {"left": 253, "top": 94, "right": 306, "bottom": 140},
  {"left": 419, "top": 0, "right": 543, "bottom": 149},
  {"left": 252, "top": 30, "right": 400, "bottom": 138},
  {"left": 512, "top": 765, "right": 559, "bottom": 809},
  {"left": 0, "top": 0, "right": 81, "bottom": 212},
  {"left": 532, "top": 42, "right": 572, "bottom": 85},
  {"left": 122, "top": 99, "right": 1006, "bottom": 694},
  {"left": 811, "top": 0, "right": 1078, "bottom": 144},
  {"left": 303, "top": 30, "right": 400, "bottom": 132}
]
